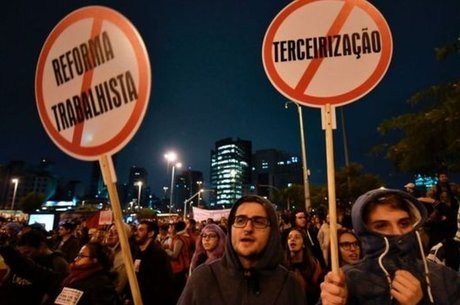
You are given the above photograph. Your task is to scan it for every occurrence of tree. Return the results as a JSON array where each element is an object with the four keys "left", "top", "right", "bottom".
[
  {"left": 374, "top": 39, "right": 460, "bottom": 175},
  {"left": 20, "top": 192, "right": 45, "bottom": 213},
  {"left": 309, "top": 163, "right": 382, "bottom": 208},
  {"left": 136, "top": 207, "right": 157, "bottom": 220},
  {"left": 273, "top": 163, "right": 382, "bottom": 211},
  {"left": 272, "top": 184, "right": 305, "bottom": 211},
  {"left": 375, "top": 79, "right": 460, "bottom": 174}
]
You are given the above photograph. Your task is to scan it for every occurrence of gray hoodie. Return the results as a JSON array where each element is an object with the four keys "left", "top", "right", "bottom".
[
  {"left": 343, "top": 188, "right": 460, "bottom": 305},
  {"left": 177, "top": 195, "right": 306, "bottom": 305}
]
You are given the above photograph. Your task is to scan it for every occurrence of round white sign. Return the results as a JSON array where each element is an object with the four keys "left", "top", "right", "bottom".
[{"left": 36, "top": 6, "right": 151, "bottom": 160}]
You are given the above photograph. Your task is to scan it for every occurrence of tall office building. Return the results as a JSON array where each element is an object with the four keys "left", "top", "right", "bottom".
[
  {"left": 174, "top": 169, "right": 204, "bottom": 212},
  {"left": 210, "top": 138, "right": 251, "bottom": 207},
  {"left": 251, "top": 149, "right": 302, "bottom": 198},
  {"left": 1, "top": 159, "right": 60, "bottom": 210}
]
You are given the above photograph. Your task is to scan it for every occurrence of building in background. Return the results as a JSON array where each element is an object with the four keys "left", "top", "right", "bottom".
[
  {"left": 0, "top": 159, "right": 58, "bottom": 210},
  {"left": 174, "top": 169, "right": 204, "bottom": 212},
  {"left": 124, "top": 165, "right": 149, "bottom": 210},
  {"left": 210, "top": 137, "right": 251, "bottom": 208},
  {"left": 251, "top": 149, "right": 303, "bottom": 199}
]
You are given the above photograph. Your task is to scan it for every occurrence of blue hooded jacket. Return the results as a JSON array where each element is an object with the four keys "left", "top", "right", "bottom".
[{"left": 343, "top": 188, "right": 460, "bottom": 305}]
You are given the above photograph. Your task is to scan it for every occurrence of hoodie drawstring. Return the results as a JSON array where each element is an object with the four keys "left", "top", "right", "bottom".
[
  {"left": 415, "top": 231, "right": 435, "bottom": 304},
  {"left": 378, "top": 233, "right": 435, "bottom": 304},
  {"left": 378, "top": 236, "right": 393, "bottom": 299}
]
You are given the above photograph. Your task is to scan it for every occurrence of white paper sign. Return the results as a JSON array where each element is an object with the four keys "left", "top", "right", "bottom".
[{"left": 55, "top": 287, "right": 84, "bottom": 305}]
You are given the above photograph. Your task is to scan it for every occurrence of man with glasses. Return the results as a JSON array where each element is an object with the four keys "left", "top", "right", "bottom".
[
  {"left": 320, "top": 188, "right": 460, "bottom": 305},
  {"left": 178, "top": 195, "right": 306, "bottom": 305}
]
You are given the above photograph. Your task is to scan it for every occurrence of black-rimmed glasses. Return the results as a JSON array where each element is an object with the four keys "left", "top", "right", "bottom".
[
  {"left": 233, "top": 215, "right": 270, "bottom": 229},
  {"left": 75, "top": 253, "right": 92, "bottom": 260},
  {"left": 338, "top": 241, "right": 360, "bottom": 250}
]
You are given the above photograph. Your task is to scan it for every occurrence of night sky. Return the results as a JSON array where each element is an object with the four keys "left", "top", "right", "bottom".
[{"left": 1, "top": 0, "right": 459, "bottom": 196}]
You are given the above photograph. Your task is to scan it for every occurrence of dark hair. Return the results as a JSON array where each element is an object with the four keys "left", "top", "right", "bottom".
[
  {"left": 229, "top": 195, "right": 273, "bottom": 228},
  {"left": 60, "top": 222, "right": 76, "bottom": 231},
  {"left": 174, "top": 220, "right": 186, "bottom": 232},
  {"left": 337, "top": 228, "right": 362, "bottom": 266},
  {"left": 187, "top": 218, "right": 196, "bottom": 226},
  {"left": 85, "top": 241, "right": 113, "bottom": 271},
  {"left": 285, "top": 227, "right": 317, "bottom": 273},
  {"left": 17, "top": 230, "right": 47, "bottom": 248},
  {"left": 289, "top": 209, "right": 309, "bottom": 227},
  {"left": 159, "top": 223, "right": 169, "bottom": 232},
  {"left": 362, "top": 194, "right": 416, "bottom": 226},
  {"left": 139, "top": 220, "right": 159, "bottom": 235}
]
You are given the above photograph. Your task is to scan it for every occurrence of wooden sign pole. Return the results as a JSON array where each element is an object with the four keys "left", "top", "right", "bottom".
[
  {"left": 324, "top": 103, "right": 339, "bottom": 275},
  {"left": 99, "top": 155, "right": 143, "bottom": 305}
]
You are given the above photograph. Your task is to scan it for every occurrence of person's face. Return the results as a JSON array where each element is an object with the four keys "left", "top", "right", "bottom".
[
  {"left": 135, "top": 224, "right": 151, "bottom": 245},
  {"left": 439, "top": 174, "right": 448, "bottom": 183},
  {"left": 366, "top": 204, "right": 413, "bottom": 236},
  {"left": 17, "top": 245, "right": 39, "bottom": 258},
  {"left": 58, "top": 226, "right": 70, "bottom": 237},
  {"left": 168, "top": 225, "right": 175, "bottom": 236},
  {"left": 295, "top": 212, "right": 307, "bottom": 228},
  {"left": 231, "top": 202, "right": 271, "bottom": 266},
  {"left": 338, "top": 232, "right": 361, "bottom": 265},
  {"left": 287, "top": 229, "right": 304, "bottom": 253},
  {"left": 73, "top": 245, "right": 95, "bottom": 266},
  {"left": 105, "top": 226, "right": 119, "bottom": 247},
  {"left": 201, "top": 231, "right": 219, "bottom": 252}
]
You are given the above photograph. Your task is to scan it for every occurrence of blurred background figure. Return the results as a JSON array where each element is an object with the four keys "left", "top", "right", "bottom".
[
  {"left": 164, "top": 221, "right": 192, "bottom": 303},
  {"left": 317, "top": 214, "right": 342, "bottom": 267},
  {"left": 404, "top": 182, "right": 421, "bottom": 197},
  {"left": 54, "top": 222, "right": 80, "bottom": 263},
  {"left": 0, "top": 229, "right": 69, "bottom": 305},
  {"left": 133, "top": 220, "right": 175, "bottom": 305},
  {"left": 285, "top": 227, "right": 324, "bottom": 305},
  {"left": 104, "top": 222, "right": 135, "bottom": 300}
]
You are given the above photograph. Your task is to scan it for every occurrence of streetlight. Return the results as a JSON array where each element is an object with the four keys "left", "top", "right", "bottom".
[
  {"left": 163, "top": 186, "right": 169, "bottom": 199},
  {"left": 10, "top": 178, "right": 19, "bottom": 210},
  {"left": 164, "top": 151, "right": 177, "bottom": 173},
  {"left": 196, "top": 181, "right": 203, "bottom": 206},
  {"left": 164, "top": 152, "right": 179, "bottom": 213},
  {"left": 285, "top": 100, "right": 311, "bottom": 211},
  {"left": 183, "top": 189, "right": 203, "bottom": 218},
  {"left": 183, "top": 189, "right": 212, "bottom": 218},
  {"left": 168, "top": 161, "right": 182, "bottom": 213},
  {"left": 136, "top": 181, "right": 143, "bottom": 209}
]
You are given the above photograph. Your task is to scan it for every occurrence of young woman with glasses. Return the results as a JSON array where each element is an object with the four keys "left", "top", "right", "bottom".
[
  {"left": 337, "top": 228, "right": 362, "bottom": 266},
  {"left": 189, "top": 223, "right": 226, "bottom": 274},
  {"left": 53, "top": 241, "right": 119, "bottom": 305}
]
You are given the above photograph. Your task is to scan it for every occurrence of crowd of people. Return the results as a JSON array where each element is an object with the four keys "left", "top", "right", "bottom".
[{"left": 0, "top": 175, "right": 459, "bottom": 305}]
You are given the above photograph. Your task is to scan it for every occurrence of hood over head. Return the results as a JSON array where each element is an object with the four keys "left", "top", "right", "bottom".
[
  {"left": 352, "top": 188, "right": 427, "bottom": 258},
  {"left": 223, "top": 195, "right": 283, "bottom": 272}
]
